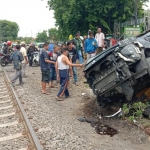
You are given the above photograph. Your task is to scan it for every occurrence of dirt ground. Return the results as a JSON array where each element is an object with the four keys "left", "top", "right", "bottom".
[{"left": 5, "top": 64, "right": 150, "bottom": 150}]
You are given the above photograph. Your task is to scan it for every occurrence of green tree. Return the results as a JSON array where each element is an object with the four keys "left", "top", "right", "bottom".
[
  {"left": 16, "top": 37, "right": 33, "bottom": 44},
  {"left": 47, "top": 0, "right": 148, "bottom": 37},
  {"left": 0, "top": 20, "right": 19, "bottom": 41},
  {"left": 48, "top": 28, "right": 63, "bottom": 42},
  {"left": 23, "top": 37, "right": 33, "bottom": 44},
  {"left": 48, "top": 28, "right": 57, "bottom": 41},
  {"left": 36, "top": 30, "right": 48, "bottom": 42}
]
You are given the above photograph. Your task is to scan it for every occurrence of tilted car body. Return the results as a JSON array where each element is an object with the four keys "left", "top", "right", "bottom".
[{"left": 84, "top": 30, "right": 150, "bottom": 106}]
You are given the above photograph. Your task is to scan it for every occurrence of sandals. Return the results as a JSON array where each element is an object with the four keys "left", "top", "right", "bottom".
[
  {"left": 42, "top": 91, "right": 50, "bottom": 95},
  {"left": 9, "top": 81, "right": 15, "bottom": 87},
  {"left": 55, "top": 97, "right": 64, "bottom": 101},
  {"left": 50, "top": 85, "right": 56, "bottom": 88}
]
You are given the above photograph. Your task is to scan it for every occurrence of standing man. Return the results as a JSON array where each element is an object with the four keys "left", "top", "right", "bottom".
[
  {"left": 11, "top": 44, "right": 24, "bottom": 86},
  {"left": 2, "top": 42, "right": 8, "bottom": 54},
  {"left": 55, "top": 48, "right": 83, "bottom": 101},
  {"left": 48, "top": 45, "right": 59, "bottom": 88},
  {"left": 87, "top": 30, "right": 91, "bottom": 38},
  {"left": 67, "top": 41, "right": 78, "bottom": 86},
  {"left": 95, "top": 28, "right": 105, "bottom": 55},
  {"left": 40, "top": 42, "right": 56, "bottom": 95},
  {"left": 48, "top": 43, "right": 54, "bottom": 52},
  {"left": 84, "top": 31, "right": 98, "bottom": 61},
  {"left": 83, "top": 36, "right": 87, "bottom": 60},
  {"left": 27, "top": 43, "right": 38, "bottom": 66},
  {"left": 20, "top": 42, "right": 28, "bottom": 78},
  {"left": 60, "top": 44, "right": 66, "bottom": 50},
  {"left": 74, "top": 33, "right": 83, "bottom": 64}
]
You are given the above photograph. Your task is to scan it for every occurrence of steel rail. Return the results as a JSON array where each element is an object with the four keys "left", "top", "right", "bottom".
[{"left": 2, "top": 67, "right": 43, "bottom": 150}]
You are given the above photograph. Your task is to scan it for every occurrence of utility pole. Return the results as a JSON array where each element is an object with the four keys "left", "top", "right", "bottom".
[{"left": 134, "top": 0, "right": 138, "bottom": 27}]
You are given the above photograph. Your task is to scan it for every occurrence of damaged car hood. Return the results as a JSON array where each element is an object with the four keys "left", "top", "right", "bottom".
[{"left": 84, "top": 30, "right": 150, "bottom": 107}]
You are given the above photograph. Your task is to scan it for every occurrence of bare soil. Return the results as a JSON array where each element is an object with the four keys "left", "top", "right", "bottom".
[{"left": 5, "top": 65, "right": 150, "bottom": 150}]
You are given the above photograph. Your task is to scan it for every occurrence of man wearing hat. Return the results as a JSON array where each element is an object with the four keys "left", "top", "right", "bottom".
[
  {"left": 20, "top": 42, "right": 28, "bottom": 77},
  {"left": 74, "top": 33, "right": 83, "bottom": 64}
]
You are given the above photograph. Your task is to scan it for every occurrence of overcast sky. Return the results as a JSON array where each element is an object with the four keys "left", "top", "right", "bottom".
[
  {"left": 0, "top": 0, "right": 149, "bottom": 37},
  {"left": 0, "top": 0, "right": 55, "bottom": 37}
]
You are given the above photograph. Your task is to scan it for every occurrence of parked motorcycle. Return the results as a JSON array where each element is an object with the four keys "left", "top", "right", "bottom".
[
  {"left": 32, "top": 51, "right": 40, "bottom": 66},
  {"left": 0, "top": 52, "right": 12, "bottom": 67}
]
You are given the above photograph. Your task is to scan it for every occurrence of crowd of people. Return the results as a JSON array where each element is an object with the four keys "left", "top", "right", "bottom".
[{"left": 9, "top": 28, "right": 105, "bottom": 101}]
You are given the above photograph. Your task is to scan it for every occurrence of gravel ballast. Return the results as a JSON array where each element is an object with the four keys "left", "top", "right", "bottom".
[{"left": 4, "top": 65, "right": 150, "bottom": 150}]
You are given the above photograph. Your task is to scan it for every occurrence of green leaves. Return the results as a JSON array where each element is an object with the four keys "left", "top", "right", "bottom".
[
  {"left": 48, "top": 28, "right": 62, "bottom": 42},
  {"left": 122, "top": 102, "right": 149, "bottom": 122},
  {"left": 99, "top": 18, "right": 112, "bottom": 34},
  {"left": 0, "top": 20, "right": 19, "bottom": 41},
  {"left": 46, "top": 0, "right": 147, "bottom": 38},
  {"left": 36, "top": 30, "right": 48, "bottom": 42}
]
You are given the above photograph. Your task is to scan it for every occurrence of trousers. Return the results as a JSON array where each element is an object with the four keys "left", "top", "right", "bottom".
[
  {"left": 22, "top": 63, "right": 27, "bottom": 77},
  {"left": 28, "top": 54, "right": 33, "bottom": 66},
  {"left": 87, "top": 53, "right": 96, "bottom": 61},
  {"left": 11, "top": 69, "right": 23, "bottom": 84},
  {"left": 72, "top": 66, "right": 78, "bottom": 83},
  {"left": 77, "top": 50, "right": 83, "bottom": 64},
  {"left": 57, "top": 69, "right": 69, "bottom": 97}
]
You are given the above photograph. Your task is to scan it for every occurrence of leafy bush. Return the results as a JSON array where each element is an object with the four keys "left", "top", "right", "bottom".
[{"left": 122, "top": 102, "right": 149, "bottom": 122}]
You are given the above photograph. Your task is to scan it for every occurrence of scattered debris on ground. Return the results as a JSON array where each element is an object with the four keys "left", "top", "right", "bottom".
[{"left": 78, "top": 116, "right": 118, "bottom": 137}]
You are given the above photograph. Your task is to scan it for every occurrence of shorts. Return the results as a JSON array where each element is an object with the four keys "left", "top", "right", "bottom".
[
  {"left": 41, "top": 70, "right": 50, "bottom": 83},
  {"left": 49, "top": 67, "right": 56, "bottom": 81}
]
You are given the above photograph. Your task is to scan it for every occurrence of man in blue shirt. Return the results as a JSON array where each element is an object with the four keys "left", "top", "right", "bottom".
[
  {"left": 48, "top": 43, "right": 54, "bottom": 52},
  {"left": 48, "top": 45, "right": 59, "bottom": 88},
  {"left": 84, "top": 31, "right": 98, "bottom": 61},
  {"left": 11, "top": 44, "right": 24, "bottom": 86},
  {"left": 40, "top": 42, "right": 55, "bottom": 95}
]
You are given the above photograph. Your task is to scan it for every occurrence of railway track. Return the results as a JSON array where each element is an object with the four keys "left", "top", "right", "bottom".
[{"left": 0, "top": 66, "right": 42, "bottom": 150}]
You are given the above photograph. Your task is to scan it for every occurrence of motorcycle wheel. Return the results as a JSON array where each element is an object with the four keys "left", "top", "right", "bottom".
[
  {"left": 0, "top": 58, "right": 7, "bottom": 67},
  {"left": 35, "top": 61, "right": 39, "bottom": 66}
]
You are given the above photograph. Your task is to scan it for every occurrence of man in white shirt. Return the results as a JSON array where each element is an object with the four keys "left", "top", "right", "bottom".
[
  {"left": 95, "top": 28, "right": 105, "bottom": 55},
  {"left": 20, "top": 42, "right": 28, "bottom": 77}
]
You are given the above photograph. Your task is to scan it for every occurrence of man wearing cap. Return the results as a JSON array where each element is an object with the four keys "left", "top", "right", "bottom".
[
  {"left": 74, "top": 33, "right": 83, "bottom": 64},
  {"left": 20, "top": 42, "right": 28, "bottom": 77}
]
